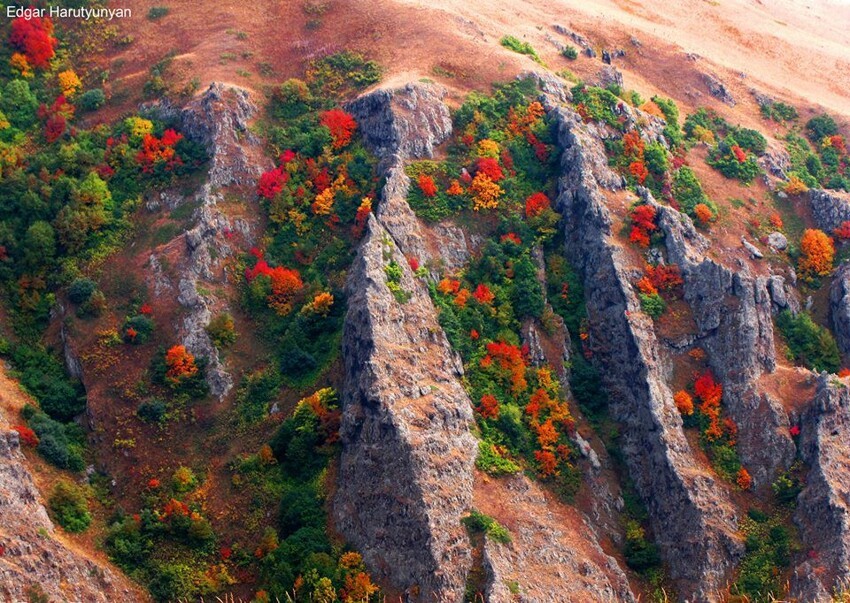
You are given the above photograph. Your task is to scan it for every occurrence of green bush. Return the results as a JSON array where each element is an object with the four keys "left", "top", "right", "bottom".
[
  {"left": 68, "top": 278, "right": 96, "bottom": 304},
  {"left": 639, "top": 292, "right": 665, "bottom": 319},
  {"left": 500, "top": 36, "right": 543, "bottom": 64},
  {"left": 206, "top": 313, "right": 237, "bottom": 348},
  {"left": 124, "top": 315, "right": 155, "bottom": 344},
  {"left": 561, "top": 46, "right": 578, "bottom": 60},
  {"left": 806, "top": 114, "right": 838, "bottom": 141},
  {"left": 776, "top": 310, "right": 840, "bottom": 373},
  {"left": 306, "top": 51, "right": 382, "bottom": 97},
  {"left": 475, "top": 440, "right": 521, "bottom": 475},
  {"left": 572, "top": 84, "right": 622, "bottom": 129},
  {"left": 624, "top": 519, "right": 661, "bottom": 572},
  {"left": 732, "top": 511, "right": 794, "bottom": 601},
  {"left": 772, "top": 472, "right": 802, "bottom": 506},
  {"left": 78, "top": 89, "right": 106, "bottom": 112},
  {"left": 672, "top": 166, "right": 716, "bottom": 216},
  {"left": 462, "top": 510, "right": 512, "bottom": 544},
  {"left": 11, "top": 344, "right": 86, "bottom": 422},
  {"left": 49, "top": 481, "right": 91, "bottom": 533},
  {"left": 760, "top": 101, "right": 797, "bottom": 122},
  {"left": 147, "top": 6, "right": 170, "bottom": 20},
  {"left": 137, "top": 399, "right": 167, "bottom": 423},
  {"left": 652, "top": 96, "right": 683, "bottom": 148}
]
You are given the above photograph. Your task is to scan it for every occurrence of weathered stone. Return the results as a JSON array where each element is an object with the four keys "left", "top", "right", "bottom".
[
  {"left": 702, "top": 72, "right": 736, "bottom": 106},
  {"left": 791, "top": 376, "right": 850, "bottom": 601},
  {"left": 767, "top": 231, "right": 788, "bottom": 251},
  {"left": 742, "top": 237, "right": 764, "bottom": 259},
  {"left": 810, "top": 188, "right": 850, "bottom": 233},
  {"left": 829, "top": 262, "right": 850, "bottom": 356},
  {"left": 594, "top": 65, "right": 623, "bottom": 90},
  {"left": 553, "top": 107, "right": 742, "bottom": 599}
]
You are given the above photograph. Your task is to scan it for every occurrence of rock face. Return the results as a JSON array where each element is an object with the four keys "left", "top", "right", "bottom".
[
  {"left": 702, "top": 72, "right": 736, "bottom": 106},
  {"left": 810, "top": 188, "right": 850, "bottom": 233},
  {"left": 830, "top": 262, "right": 850, "bottom": 356},
  {"left": 335, "top": 216, "right": 476, "bottom": 600},
  {"left": 655, "top": 199, "right": 796, "bottom": 488},
  {"left": 149, "top": 84, "right": 265, "bottom": 399},
  {"left": 477, "top": 474, "right": 635, "bottom": 603},
  {"left": 0, "top": 377, "right": 145, "bottom": 602},
  {"left": 791, "top": 376, "right": 850, "bottom": 601},
  {"left": 553, "top": 107, "right": 742, "bottom": 599}
]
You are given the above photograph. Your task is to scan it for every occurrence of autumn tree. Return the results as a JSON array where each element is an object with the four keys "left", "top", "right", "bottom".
[
  {"left": 267, "top": 267, "right": 303, "bottom": 315},
  {"left": 9, "top": 16, "right": 56, "bottom": 69},
  {"left": 798, "top": 228, "right": 834, "bottom": 276},
  {"left": 525, "top": 192, "right": 550, "bottom": 218},
  {"left": 319, "top": 109, "right": 357, "bottom": 149},
  {"left": 165, "top": 345, "right": 198, "bottom": 384}
]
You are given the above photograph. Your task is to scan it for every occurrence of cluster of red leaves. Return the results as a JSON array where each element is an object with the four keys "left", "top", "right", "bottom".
[
  {"left": 525, "top": 132, "right": 549, "bottom": 162},
  {"left": 319, "top": 109, "right": 357, "bottom": 149},
  {"left": 13, "top": 425, "right": 38, "bottom": 447},
  {"left": 477, "top": 394, "right": 500, "bottom": 419},
  {"left": 828, "top": 135, "right": 847, "bottom": 155},
  {"left": 245, "top": 248, "right": 273, "bottom": 281},
  {"left": 525, "top": 192, "right": 550, "bottom": 218},
  {"left": 623, "top": 130, "right": 645, "bottom": 159},
  {"left": 500, "top": 232, "right": 521, "bottom": 245},
  {"left": 257, "top": 167, "right": 289, "bottom": 199},
  {"left": 506, "top": 101, "right": 545, "bottom": 137},
  {"left": 629, "top": 161, "right": 649, "bottom": 184},
  {"left": 147, "top": 478, "right": 161, "bottom": 489},
  {"left": 629, "top": 204, "right": 657, "bottom": 248},
  {"left": 162, "top": 498, "right": 190, "bottom": 519},
  {"left": 731, "top": 145, "right": 747, "bottom": 163},
  {"left": 418, "top": 173, "right": 437, "bottom": 197},
  {"left": 407, "top": 256, "right": 420, "bottom": 271},
  {"left": 165, "top": 345, "right": 198, "bottom": 384},
  {"left": 302, "top": 390, "right": 341, "bottom": 444},
  {"left": 480, "top": 341, "right": 527, "bottom": 394},
  {"left": 694, "top": 371, "right": 725, "bottom": 441},
  {"left": 475, "top": 157, "right": 505, "bottom": 182},
  {"left": 525, "top": 384, "right": 575, "bottom": 477},
  {"left": 473, "top": 283, "right": 495, "bottom": 305},
  {"left": 736, "top": 467, "right": 752, "bottom": 490},
  {"left": 136, "top": 130, "right": 184, "bottom": 173},
  {"left": 139, "top": 303, "right": 153, "bottom": 315},
  {"left": 38, "top": 95, "right": 74, "bottom": 143},
  {"left": 637, "top": 263, "right": 683, "bottom": 295},
  {"left": 835, "top": 221, "right": 850, "bottom": 241},
  {"left": 10, "top": 16, "right": 56, "bottom": 68}
]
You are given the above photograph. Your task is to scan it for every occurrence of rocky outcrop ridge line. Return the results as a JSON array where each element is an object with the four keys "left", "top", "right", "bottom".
[
  {"left": 810, "top": 188, "right": 850, "bottom": 234},
  {"left": 335, "top": 215, "right": 476, "bottom": 601},
  {"left": 830, "top": 262, "right": 850, "bottom": 356},
  {"left": 553, "top": 107, "right": 742, "bottom": 599},
  {"left": 654, "top": 197, "right": 795, "bottom": 488},
  {"left": 0, "top": 374, "right": 145, "bottom": 602},
  {"left": 791, "top": 376, "right": 850, "bottom": 601},
  {"left": 151, "top": 83, "right": 264, "bottom": 398}
]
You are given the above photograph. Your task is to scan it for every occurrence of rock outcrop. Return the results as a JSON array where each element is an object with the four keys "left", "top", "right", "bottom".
[
  {"left": 149, "top": 84, "right": 265, "bottom": 398},
  {"left": 791, "top": 376, "right": 850, "bottom": 601},
  {"left": 0, "top": 372, "right": 145, "bottom": 603},
  {"left": 810, "top": 188, "right": 850, "bottom": 233},
  {"left": 830, "top": 262, "right": 850, "bottom": 356},
  {"left": 477, "top": 474, "right": 635, "bottom": 603},
  {"left": 553, "top": 107, "right": 743, "bottom": 599},
  {"left": 655, "top": 199, "right": 796, "bottom": 488},
  {"left": 335, "top": 215, "right": 476, "bottom": 600},
  {"left": 702, "top": 72, "right": 736, "bottom": 106}
]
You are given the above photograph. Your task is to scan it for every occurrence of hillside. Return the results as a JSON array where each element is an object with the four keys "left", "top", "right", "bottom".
[{"left": 0, "top": 1, "right": 849, "bottom": 602}]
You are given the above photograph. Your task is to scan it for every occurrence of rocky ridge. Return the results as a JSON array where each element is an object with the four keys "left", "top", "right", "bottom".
[
  {"left": 553, "top": 106, "right": 743, "bottom": 599},
  {"left": 791, "top": 375, "right": 850, "bottom": 601},
  {"left": 337, "top": 83, "right": 634, "bottom": 601},
  {"left": 0, "top": 369, "right": 145, "bottom": 603}
]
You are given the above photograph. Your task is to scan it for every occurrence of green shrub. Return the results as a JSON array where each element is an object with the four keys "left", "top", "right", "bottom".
[
  {"left": 147, "top": 6, "right": 169, "bottom": 20},
  {"left": 639, "top": 292, "right": 665, "bottom": 319},
  {"left": 462, "top": 510, "right": 512, "bottom": 544},
  {"left": 572, "top": 84, "right": 622, "bottom": 129},
  {"left": 760, "top": 101, "right": 797, "bottom": 122},
  {"left": 137, "top": 400, "right": 167, "bottom": 423},
  {"left": 806, "top": 114, "right": 838, "bottom": 141},
  {"left": 11, "top": 344, "right": 86, "bottom": 422},
  {"left": 78, "top": 89, "right": 106, "bottom": 112},
  {"left": 772, "top": 472, "right": 802, "bottom": 506},
  {"left": 475, "top": 441, "right": 521, "bottom": 475},
  {"left": 206, "top": 313, "right": 237, "bottom": 348},
  {"left": 68, "top": 278, "right": 96, "bottom": 304},
  {"left": 561, "top": 46, "right": 578, "bottom": 60},
  {"left": 236, "top": 367, "right": 282, "bottom": 423},
  {"left": 673, "top": 166, "right": 716, "bottom": 216},
  {"left": 49, "top": 481, "right": 91, "bottom": 533},
  {"left": 500, "top": 36, "right": 543, "bottom": 64},
  {"left": 707, "top": 137, "right": 761, "bottom": 183},
  {"left": 306, "top": 51, "right": 382, "bottom": 97},
  {"left": 732, "top": 511, "right": 795, "bottom": 601},
  {"left": 624, "top": 519, "right": 661, "bottom": 572},
  {"left": 124, "top": 315, "right": 154, "bottom": 344},
  {"left": 776, "top": 310, "right": 840, "bottom": 373},
  {"left": 651, "top": 96, "right": 683, "bottom": 148}
]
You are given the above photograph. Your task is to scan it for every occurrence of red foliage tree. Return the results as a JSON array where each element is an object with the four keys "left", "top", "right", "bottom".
[
  {"left": 477, "top": 394, "right": 500, "bottom": 419},
  {"left": 629, "top": 160, "right": 649, "bottom": 184},
  {"left": 622, "top": 130, "right": 645, "bottom": 159},
  {"left": 475, "top": 157, "right": 504, "bottom": 182},
  {"left": 136, "top": 130, "right": 184, "bottom": 173},
  {"left": 694, "top": 371, "right": 724, "bottom": 441},
  {"left": 319, "top": 109, "right": 357, "bottom": 149},
  {"left": 731, "top": 145, "right": 747, "bottom": 163},
  {"left": 525, "top": 192, "right": 550, "bottom": 218},
  {"left": 13, "top": 425, "right": 38, "bottom": 447},
  {"left": 10, "top": 16, "right": 56, "bottom": 68},
  {"left": 835, "top": 221, "right": 850, "bottom": 241},
  {"left": 644, "top": 264, "right": 683, "bottom": 292},
  {"left": 257, "top": 167, "right": 288, "bottom": 199},
  {"left": 629, "top": 204, "right": 657, "bottom": 248},
  {"left": 473, "top": 284, "right": 495, "bottom": 305},
  {"left": 534, "top": 449, "right": 558, "bottom": 477},
  {"left": 481, "top": 341, "right": 527, "bottom": 394}
]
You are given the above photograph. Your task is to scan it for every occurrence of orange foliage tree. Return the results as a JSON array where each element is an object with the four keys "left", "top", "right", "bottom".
[
  {"left": 477, "top": 394, "right": 500, "bottom": 419},
  {"left": 267, "top": 267, "right": 304, "bottom": 315},
  {"left": 417, "top": 173, "right": 437, "bottom": 197},
  {"left": 524, "top": 192, "right": 550, "bottom": 218},
  {"left": 165, "top": 345, "right": 198, "bottom": 384},
  {"left": 736, "top": 467, "right": 752, "bottom": 490},
  {"left": 673, "top": 390, "right": 694, "bottom": 416},
  {"left": 799, "top": 228, "right": 835, "bottom": 276},
  {"left": 481, "top": 341, "right": 527, "bottom": 395}
]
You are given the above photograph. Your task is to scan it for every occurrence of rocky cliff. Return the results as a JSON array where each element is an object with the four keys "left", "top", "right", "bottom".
[
  {"left": 553, "top": 106, "right": 743, "bottom": 599},
  {"left": 830, "top": 262, "right": 850, "bottom": 356},
  {"left": 654, "top": 197, "right": 796, "bottom": 488},
  {"left": 0, "top": 370, "right": 145, "bottom": 603},
  {"left": 149, "top": 83, "right": 265, "bottom": 399},
  {"left": 810, "top": 188, "right": 850, "bottom": 233},
  {"left": 335, "top": 215, "right": 476, "bottom": 600},
  {"left": 791, "top": 375, "right": 850, "bottom": 601}
]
